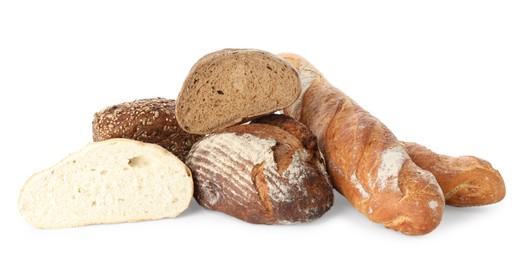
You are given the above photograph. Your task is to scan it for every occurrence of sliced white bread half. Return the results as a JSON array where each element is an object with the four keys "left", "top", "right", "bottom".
[{"left": 19, "top": 138, "right": 193, "bottom": 229}]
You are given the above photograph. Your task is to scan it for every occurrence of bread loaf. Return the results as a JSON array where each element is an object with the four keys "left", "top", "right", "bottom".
[
  {"left": 280, "top": 53, "right": 445, "bottom": 235},
  {"left": 175, "top": 49, "right": 301, "bottom": 134},
  {"left": 186, "top": 123, "right": 333, "bottom": 224},
  {"left": 19, "top": 138, "right": 193, "bottom": 229},
  {"left": 401, "top": 142, "right": 505, "bottom": 206},
  {"left": 93, "top": 98, "right": 202, "bottom": 160}
]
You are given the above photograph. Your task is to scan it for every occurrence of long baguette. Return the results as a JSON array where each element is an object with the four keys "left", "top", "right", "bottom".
[
  {"left": 280, "top": 53, "right": 445, "bottom": 235},
  {"left": 401, "top": 142, "right": 505, "bottom": 206}
]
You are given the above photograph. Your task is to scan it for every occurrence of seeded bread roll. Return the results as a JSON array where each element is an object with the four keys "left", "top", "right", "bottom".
[
  {"left": 19, "top": 139, "right": 193, "bottom": 229},
  {"left": 176, "top": 49, "right": 301, "bottom": 134},
  {"left": 186, "top": 123, "right": 333, "bottom": 224},
  {"left": 93, "top": 98, "right": 202, "bottom": 160}
]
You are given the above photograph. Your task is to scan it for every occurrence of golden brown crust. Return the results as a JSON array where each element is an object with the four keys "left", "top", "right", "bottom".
[
  {"left": 280, "top": 53, "right": 445, "bottom": 235},
  {"left": 401, "top": 142, "right": 506, "bottom": 206},
  {"left": 92, "top": 98, "right": 202, "bottom": 161}
]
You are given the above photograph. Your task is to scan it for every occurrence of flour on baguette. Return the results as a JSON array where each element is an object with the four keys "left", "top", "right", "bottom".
[{"left": 375, "top": 145, "right": 408, "bottom": 192}]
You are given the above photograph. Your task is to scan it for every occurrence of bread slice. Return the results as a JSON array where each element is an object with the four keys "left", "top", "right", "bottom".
[
  {"left": 18, "top": 138, "right": 193, "bottom": 229},
  {"left": 176, "top": 49, "right": 301, "bottom": 134}
]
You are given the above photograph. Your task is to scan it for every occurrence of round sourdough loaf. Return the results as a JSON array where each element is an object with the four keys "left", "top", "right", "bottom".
[
  {"left": 92, "top": 98, "right": 202, "bottom": 160},
  {"left": 186, "top": 121, "right": 333, "bottom": 224}
]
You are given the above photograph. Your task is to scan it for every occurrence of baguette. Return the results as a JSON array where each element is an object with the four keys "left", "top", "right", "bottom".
[
  {"left": 280, "top": 53, "right": 445, "bottom": 235},
  {"left": 19, "top": 139, "right": 193, "bottom": 229},
  {"left": 401, "top": 142, "right": 505, "bottom": 206}
]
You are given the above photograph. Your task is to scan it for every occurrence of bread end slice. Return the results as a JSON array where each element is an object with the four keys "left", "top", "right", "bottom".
[
  {"left": 19, "top": 138, "right": 193, "bottom": 229},
  {"left": 176, "top": 49, "right": 301, "bottom": 134}
]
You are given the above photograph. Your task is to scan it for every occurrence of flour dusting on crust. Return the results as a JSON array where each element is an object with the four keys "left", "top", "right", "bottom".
[
  {"left": 375, "top": 145, "right": 409, "bottom": 192},
  {"left": 299, "top": 67, "right": 316, "bottom": 91},
  {"left": 428, "top": 200, "right": 439, "bottom": 211},
  {"left": 350, "top": 172, "right": 370, "bottom": 199},
  {"left": 190, "top": 133, "right": 310, "bottom": 204}
]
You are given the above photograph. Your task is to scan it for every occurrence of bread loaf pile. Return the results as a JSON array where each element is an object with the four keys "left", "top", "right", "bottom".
[{"left": 19, "top": 48, "right": 505, "bottom": 235}]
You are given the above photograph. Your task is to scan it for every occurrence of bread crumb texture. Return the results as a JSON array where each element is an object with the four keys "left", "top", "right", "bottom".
[
  {"left": 176, "top": 49, "right": 301, "bottom": 134},
  {"left": 18, "top": 139, "right": 193, "bottom": 229}
]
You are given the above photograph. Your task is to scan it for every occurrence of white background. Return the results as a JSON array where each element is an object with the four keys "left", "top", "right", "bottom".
[{"left": 1, "top": 1, "right": 523, "bottom": 259}]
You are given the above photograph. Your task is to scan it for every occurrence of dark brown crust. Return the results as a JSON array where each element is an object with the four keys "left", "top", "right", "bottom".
[
  {"left": 187, "top": 123, "right": 333, "bottom": 224},
  {"left": 175, "top": 49, "right": 301, "bottom": 134},
  {"left": 252, "top": 114, "right": 331, "bottom": 186},
  {"left": 401, "top": 142, "right": 506, "bottom": 206},
  {"left": 253, "top": 114, "right": 318, "bottom": 153},
  {"left": 280, "top": 53, "right": 445, "bottom": 235},
  {"left": 92, "top": 98, "right": 202, "bottom": 161}
]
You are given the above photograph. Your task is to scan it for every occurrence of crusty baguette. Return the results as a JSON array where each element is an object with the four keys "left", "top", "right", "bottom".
[
  {"left": 280, "top": 53, "right": 445, "bottom": 235},
  {"left": 93, "top": 98, "right": 202, "bottom": 160},
  {"left": 176, "top": 49, "right": 301, "bottom": 134},
  {"left": 186, "top": 123, "right": 333, "bottom": 224},
  {"left": 401, "top": 142, "right": 505, "bottom": 206},
  {"left": 19, "top": 138, "right": 193, "bottom": 229}
]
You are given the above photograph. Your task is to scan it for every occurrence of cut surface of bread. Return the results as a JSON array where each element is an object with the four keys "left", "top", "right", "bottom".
[
  {"left": 19, "top": 138, "right": 193, "bottom": 229},
  {"left": 176, "top": 49, "right": 301, "bottom": 134}
]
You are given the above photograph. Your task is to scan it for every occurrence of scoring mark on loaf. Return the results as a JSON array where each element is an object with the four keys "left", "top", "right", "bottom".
[
  {"left": 187, "top": 132, "right": 311, "bottom": 207},
  {"left": 415, "top": 167, "right": 445, "bottom": 201},
  {"left": 350, "top": 172, "right": 370, "bottom": 199},
  {"left": 375, "top": 145, "right": 409, "bottom": 192},
  {"left": 187, "top": 133, "right": 277, "bottom": 208},
  {"left": 299, "top": 67, "right": 316, "bottom": 91},
  {"left": 264, "top": 148, "right": 309, "bottom": 203},
  {"left": 189, "top": 149, "right": 254, "bottom": 205}
]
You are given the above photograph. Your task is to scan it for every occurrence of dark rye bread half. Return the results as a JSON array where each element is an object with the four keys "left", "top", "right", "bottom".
[
  {"left": 93, "top": 98, "right": 202, "bottom": 160},
  {"left": 185, "top": 123, "right": 333, "bottom": 224},
  {"left": 176, "top": 49, "right": 301, "bottom": 134}
]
